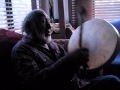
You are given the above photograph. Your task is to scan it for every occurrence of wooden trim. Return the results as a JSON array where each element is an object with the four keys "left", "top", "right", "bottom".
[
  {"left": 31, "top": 0, "right": 37, "bottom": 10},
  {"left": 68, "top": 0, "right": 73, "bottom": 27},
  {"left": 57, "top": 0, "right": 66, "bottom": 39}
]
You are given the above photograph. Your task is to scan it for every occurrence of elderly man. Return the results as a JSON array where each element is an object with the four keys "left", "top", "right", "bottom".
[{"left": 11, "top": 9, "right": 120, "bottom": 90}]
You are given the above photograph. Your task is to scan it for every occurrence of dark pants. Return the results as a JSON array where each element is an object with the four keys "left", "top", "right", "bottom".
[{"left": 81, "top": 75, "right": 120, "bottom": 90}]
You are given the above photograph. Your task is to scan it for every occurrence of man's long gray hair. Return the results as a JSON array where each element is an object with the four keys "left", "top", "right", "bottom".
[{"left": 21, "top": 9, "right": 45, "bottom": 35}]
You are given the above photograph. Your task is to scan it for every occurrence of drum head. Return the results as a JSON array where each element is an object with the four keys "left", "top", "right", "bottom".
[{"left": 68, "top": 18, "right": 120, "bottom": 70}]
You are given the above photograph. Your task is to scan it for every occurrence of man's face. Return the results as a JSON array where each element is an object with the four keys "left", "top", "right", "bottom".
[{"left": 34, "top": 12, "right": 53, "bottom": 44}]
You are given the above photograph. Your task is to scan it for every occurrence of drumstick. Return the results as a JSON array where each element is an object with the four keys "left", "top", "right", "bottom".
[
  {"left": 77, "top": 6, "right": 86, "bottom": 48},
  {"left": 77, "top": 6, "right": 88, "bottom": 79}
]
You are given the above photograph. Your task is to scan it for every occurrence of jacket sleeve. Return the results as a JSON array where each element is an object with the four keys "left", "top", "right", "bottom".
[{"left": 11, "top": 44, "right": 80, "bottom": 89}]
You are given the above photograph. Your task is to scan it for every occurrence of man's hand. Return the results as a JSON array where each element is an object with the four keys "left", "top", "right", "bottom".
[{"left": 66, "top": 48, "right": 89, "bottom": 67}]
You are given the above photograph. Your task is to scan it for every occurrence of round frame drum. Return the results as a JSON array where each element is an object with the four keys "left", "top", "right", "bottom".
[{"left": 68, "top": 19, "right": 120, "bottom": 70}]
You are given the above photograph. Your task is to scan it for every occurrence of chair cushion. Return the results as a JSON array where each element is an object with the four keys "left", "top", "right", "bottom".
[
  {"left": 0, "top": 28, "right": 23, "bottom": 60},
  {"left": 111, "top": 19, "right": 120, "bottom": 33},
  {"left": 0, "top": 28, "right": 23, "bottom": 90}
]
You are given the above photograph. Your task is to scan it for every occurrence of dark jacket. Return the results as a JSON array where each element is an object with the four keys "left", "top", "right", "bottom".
[{"left": 11, "top": 36, "right": 79, "bottom": 90}]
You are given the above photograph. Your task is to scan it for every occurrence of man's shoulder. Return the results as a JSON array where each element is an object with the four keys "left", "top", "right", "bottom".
[{"left": 48, "top": 41, "right": 60, "bottom": 49}]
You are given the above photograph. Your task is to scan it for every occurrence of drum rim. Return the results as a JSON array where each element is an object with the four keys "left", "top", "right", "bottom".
[
  {"left": 68, "top": 18, "right": 120, "bottom": 71},
  {"left": 87, "top": 19, "right": 120, "bottom": 71}
]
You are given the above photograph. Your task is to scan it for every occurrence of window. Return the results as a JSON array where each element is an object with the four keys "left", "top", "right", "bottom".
[
  {"left": 0, "top": 0, "right": 32, "bottom": 31},
  {"left": 94, "top": 0, "right": 120, "bottom": 22},
  {"left": 0, "top": 0, "right": 49, "bottom": 32},
  {"left": 0, "top": 0, "right": 8, "bottom": 29},
  {"left": 12, "top": 0, "right": 32, "bottom": 31},
  {"left": 69, "top": 0, "right": 94, "bottom": 28},
  {"left": 36, "top": 0, "right": 41, "bottom": 9},
  {"left": 69, "top": 0, "right": 120, "bottom": 28}
]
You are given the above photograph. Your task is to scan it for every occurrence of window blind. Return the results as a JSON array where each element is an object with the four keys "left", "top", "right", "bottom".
[
  {"left": 0, "top": 0, "right": 32, "bottom": 31},
  {"left": 70, "top": 0, "right": 94, "bottom": 28},
  {"left": 0, "top": 0, "right": 9, "bottom": 30},
  {"left": 94, "top": 0, "right": 120, "bottom": 22},
  {"left": 12, "top": 0, "right": 32, "bottom": 31},
  {"left": 36, "top": 0, "right": 41, "bottom": 9},
  {"left": 70, "top": 0, "right": 120, "bottom": 28}
]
